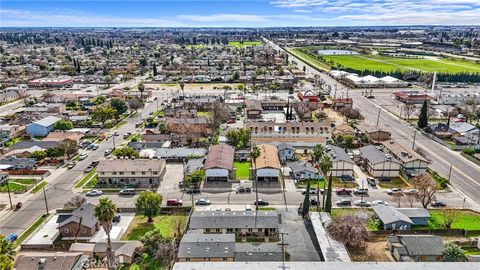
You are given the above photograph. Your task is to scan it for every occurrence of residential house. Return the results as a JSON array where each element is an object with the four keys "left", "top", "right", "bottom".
[
  {"left": 97, "top": 159, "right": 166, "bottom": 187},
  {"left": 0, "top": 157, "right": 36, "bottom": 170},
  {"left": 449, "top": 122, "right": 480, "bottom": 145},
  {"left": 177, "top": 234, "right": 235, "bottom": 262},
  {"left": 185, "top": 158, "right": 205, "bottom": 177},
  {"left": 140, "top": 148, "right": 207, "bottom": 161},
  {"left": 372, "top": 205, "right": 430, "bottom": 230},
  {"left": 254, "top": 144, "right": 281, "bottom": 182},
  {"left": 204, "top": 144, "right": 235, "bottom": 182},
  {"left": 246, "top": 100, "right": 263, "bottom": 119},
  {"left": 381, "top": 140, "right": 429, "bottom": 176},
  {"left": 188, "top": 211, "right": 279, "bottom": 242},
  {"left": 358, "top": 145, "right": 401, "bottom": 178},
  {"left": 0, "top": 124, "right": 24, "bottom": 142},
  {"left": 332, "top": 98, "right": 353, "bottom": 110},
  {"left": 332, "top": 124, "right": 356, "bottom": 137},
  {"left": 13, "top": 252, "right": 88, "bottom": 270},
  {"left": 357, "top": 122, "right": 391, "bottom": 143},
  {"left": 43, "top": 131, "right": 83, "bottom": 143},
  {"left": 70, "top": 241, "right": 143, "bottom": 265},
  {"left": 326, "top": 145, "right": 355, "bottom": 178},
  {"left": 57, "top": 203, "right": 100, "bottom": 239},
  {"left": 277, "top": 143, "right": 295, "bottom": 163},
  {"left": 26, "top": 116, "right": 61, "bottom": 137},
  {"left": 234, "top": 243, "right": 283, "bottom": 262},
  {"left": 430, "top": 123, "right": 455, "bottom": 139},
  {"left": 387, "top": 235, "right": 444, "bottom": 262},
  {"left": 288, "top": 161, "right": 320, "bottom": 180}
]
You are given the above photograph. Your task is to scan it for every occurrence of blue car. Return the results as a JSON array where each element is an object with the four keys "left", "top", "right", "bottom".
[{"left": 6, "top": 233, "right": 17, "bottom": 242}]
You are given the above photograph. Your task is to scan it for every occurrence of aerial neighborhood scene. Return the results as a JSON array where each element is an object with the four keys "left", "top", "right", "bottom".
[{"left": 1, "top": 0, "right": 480, "bottom": 270}]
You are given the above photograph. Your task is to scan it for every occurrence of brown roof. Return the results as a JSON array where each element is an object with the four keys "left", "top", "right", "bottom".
[
  {"left": 204, "top": 144, "right": 234, "bottom": 170},
  {"left": 43, "top": 131, "right": 83, "bottom": 142},
  {"left": 381, "top": 140, "right": 428, "bottom": 163},
  {"left": 97, "top": 159, "right": 166, "bottom": 173},
  {"left": 14, "top": 252, "right": 86, "bottom": 270},
  {"left": 254, "top": 144, "right": 281, "bottom": 170},
  {"left": 245, "top": 100, "right": 263, "bottom": 112}
]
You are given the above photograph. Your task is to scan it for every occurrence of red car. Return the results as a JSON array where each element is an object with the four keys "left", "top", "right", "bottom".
[
  {"left": 226, "top": 119, "right": 236, "bottom": 124},
  {"left": 167, "top": 199, "right": 183, "bottom": 206},
  {"left": 336, "top": 188, "right": 352, "bottom": 196}
]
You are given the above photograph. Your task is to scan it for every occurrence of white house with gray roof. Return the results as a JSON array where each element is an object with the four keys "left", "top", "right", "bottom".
[
  {"left": 358, "top": 145, "right": 401, "bottom": 178},
  {"left": 326, "top": 145, "right": 355, "bottom": 178},
  {"left": 373, "top": 205, "right": 430, "bottom": 230}
]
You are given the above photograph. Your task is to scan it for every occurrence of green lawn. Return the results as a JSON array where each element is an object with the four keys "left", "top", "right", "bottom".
[
  {"left": 296, "top": 179, "right": 325, "bottom": 188},
  {"left": 321, "top": 54, "right": 480, "bottom": 74},
  {"left": 286, "top": 47, "right": 331, "bottom": 71},
  {"left": 30, "top": 181, "right": 46, "bottom": 193},
  {"left": 229, "top": 41, "right": 262, "bottom": 48},
  {"left": 122, "top": 214, "right": 187, "bottom": 240},
  {"left": 332, "top": 177, "right": 359, "bottom": 188},
  {"left": 11, "top": 178, "right": 35, "bottom": 185},
  {"left": 234, "top": 161, "right": 251, "bottom": 180},
  {"left": 258, "top": 207, "right": 277, "bottom": 211},
  {"left": 463, "top": 247, "right": 480, "bottom": 256},
  {"left": 196, "top": 111, "right": 211, "bottom": 117},
  {"left": 4, "top": 137, "right": 24, "bottom": 147},
  {"left": 378, "top": 177, "right": 410, "bottom": 189},
  {"left": 84, "top": 175, "right": 98, "bottom": 188},
  {"left": 74, "top": 169, "right": 97, "bottom": 188},
  {"left": 0, "top": 182, "right": 28, "bottom": 193},
  {"left": 428, "top": 210, "right": 480, "bottom": 230}
]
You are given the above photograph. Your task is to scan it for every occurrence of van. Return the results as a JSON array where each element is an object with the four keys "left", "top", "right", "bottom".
[{"left": 119, "top": 189, "right": 136, "bottom": 196}]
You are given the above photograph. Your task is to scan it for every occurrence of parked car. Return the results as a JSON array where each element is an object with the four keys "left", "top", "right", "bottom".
[
  {"left": 105, "top": 148, "right": 114, "bottom": 156},
  {"left": 91, "top": 160, "right": 100, "bottom": 167},
  {"left": 79, "top": 153, "right": 88, "bottom": 160},
  {"left": 123, "top": 133, "right": 132, "bottom": 139},
  {"left": 167, "top": 198, "right": 183, "bottom": 206},
  {"left": 404, "top": 189, "right": 418, "bottom": 195},
  {"left": 178, "top": 182, "right": 184, "bottom": 189},
  {"left": 353, "top": 188, "right": 369, "bottom": 195},
  {"left": 236, "top": 186, "right": 252, "bottom": 193},
  {"left": 185, "top": 187, "right": 201, "bottom": 194},
  {"left": 254, "top": 199, "right": 269, "bottom": 206},
  {"left": 86, "top": 189, "right": 102, "bottom": 196},
  {"left": 366, "top": 177, "right": 376, "bottom": 187},
  {"left": 195, "top": 199, "right": 211, "bottom": 205},
  {"left": 301, "top": 189, "right": 318, "bottom": 195},
  {"left": 6, "top": 234, "right": 17, "bottom": 242},
  {"left": 431, "top": 200, "right": 447, "bottom": 207},
  {"left": 67, "top": 162, "right": 76, "bottom": 169},
  {"left": 226, "top": 119, "right": 236, "bottom": 124},
  {"left": 336, "top": 199, "right": 352, "bottom": 206},
  {"left": 84, "top": 166, "right": 94, "bottom": 173},
  {"left": 86, "top": 143, "right": 95, "bottom": 150},
  {"left": 112, "top": 214, "right": 121, "bottom": 223},
  {"left": 91, "top": 144, "right": 99, "bottom": 150},
  {"left": 310, "top": 198, "right": 319, "bottom": 205},
  {"left": 387, "top": 188, "right": 403, "bottom": 195},
  {"left": 119, "top": 189, "right": 136, "bottom": 196},
  {"left": 354, "top": 200, "right": 371, "bottom": 207},
  {"left": 336, "top": 188, "right": 352, "bottom": 196},
  {"left": 371, "top": 200, "right": 389, "bottom": 206},
  {"left": 114, "top": 131, "right": 119, "bottom": 136}
]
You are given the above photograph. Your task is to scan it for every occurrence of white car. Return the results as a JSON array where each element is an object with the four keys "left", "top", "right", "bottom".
[
  {"left": 354, "top": 200, "right": 371, "bottom": 207},
  {"left": 371, "top": 200, "right": 389, "bottom": 206},
  {"left": 86, "top": 189, "right": 102, "bottom": 196},
  {"left": 404, "top": 189, "right": 418, "bottom": 195},
  {"left": 79, "top": 153, "right": 88, "bottom": 160},
  {"left": 387, "top": 188, "right": 403, "bottom": 195}
]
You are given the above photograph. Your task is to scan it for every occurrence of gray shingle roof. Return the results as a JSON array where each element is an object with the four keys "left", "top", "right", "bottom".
[
  {"left": 372, "top": 205, "right": 413, "bottom": 225},
  {"left": 359, "top": 145, "right": 400, "bottom": 165},
  {"left": 288, "top": 161, "right": 318, "bottom": 174},
  {"left": 57, "top": 203, "right": 98, "bottom": 229},
  {"left": 397, "top": 208, "right": 430, "bottom": 218},
  {"left": 389, "top": 235, "right": 444, "bottom": 256},
  {"left": 177, "top": 234, "right": 235, "bottom": 259},
  {"left": 189, "top": 211, "right": 279, "bottom": 229},
  {"left": 153, "top": 148, "right": 207, "bottom": 158},
  {"left": 33, "top": 116, "right": 61, "bottom": 127},
  {"left": 234, "top": 243, "right": 282, "bottom": 262},
  {"left": 326, "top": 145, "right": 354, "bottom": 164}
]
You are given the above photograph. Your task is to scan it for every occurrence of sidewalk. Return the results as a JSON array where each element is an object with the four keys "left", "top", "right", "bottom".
[{"left": 353, "top": 165, "right": 368, "bottom": 187}]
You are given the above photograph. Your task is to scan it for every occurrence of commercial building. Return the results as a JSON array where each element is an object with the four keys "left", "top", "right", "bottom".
[
  {"left": 393, "top": 91, "right": 432, "bottom": 104},
  {"left": 28, "top": 76, "right": 74, "bottom": 88}
]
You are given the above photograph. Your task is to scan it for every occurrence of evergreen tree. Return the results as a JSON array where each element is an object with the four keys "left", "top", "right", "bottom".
[
  {"left": 418, "top": 100, "right": 429, "bottom": 129},
  {"left": 324, "top": 174, "right": 333, "bottom": 213},
  {"left": 152, "top": 63, "right": 158, "bottom": 77},
  {"left": 302, "top": 182, "right": 311, "bottom": 219}
]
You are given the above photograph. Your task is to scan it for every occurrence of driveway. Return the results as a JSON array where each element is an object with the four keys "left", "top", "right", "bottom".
[{"left": 278, "top": 207, "right": 322, "bottom": 261}]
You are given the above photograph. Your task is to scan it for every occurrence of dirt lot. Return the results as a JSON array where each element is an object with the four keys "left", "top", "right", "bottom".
[{"left": 348, "top": 238, "right": 391, "bottom": 262}]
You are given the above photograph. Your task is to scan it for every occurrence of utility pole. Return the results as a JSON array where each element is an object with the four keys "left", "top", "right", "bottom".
[
  {"left": 448, "top": 164, "right": 453, "bottom": 182},
  {"left": 42, "top": 184, "right": 49, "bottom": 214},
  {"left": 376, "top": 107, "right": 381, "bottom": 127},
  {"left": 278, "top": 232, "right": 289, "bottom": 270},
  {"left": 412, "top": 130, "right": 417, "bottom": 150},
  {"left": 5, "top": 177, "right": 13, "bottom": 209},
  {"left": 112, "top": 134, "right": 116, "bottom": 149}
]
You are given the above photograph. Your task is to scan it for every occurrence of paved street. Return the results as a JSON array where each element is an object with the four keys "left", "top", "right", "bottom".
[{"left": 265, "top": 38, "right": 480, "bottom": 210}]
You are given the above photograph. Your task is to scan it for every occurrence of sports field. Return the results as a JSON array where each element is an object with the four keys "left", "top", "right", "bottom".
[
  {"left": 321, "top": 54, "right": 480, "bottom": 74},
  {"left": 229, "top": 41, "right": 262, "bottom": 48}
]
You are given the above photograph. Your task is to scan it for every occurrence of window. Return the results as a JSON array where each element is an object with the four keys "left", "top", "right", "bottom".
[
  {"left": 64, "top": 228, "right": 70, "bottom": 233},
  {"left": 100, "top": 172, "right": 105, "bottom": 175},
  {"left": 119, "top": 172, "right": 124, "bottom": 175},
  {"left": 131, "top": 172, "right": 135, "bottom": 175},
  {"left": 186, "top": 258, "right": 191, "bottom": 262},
  {"left": 153, "top": 171, "right": 158, "bottom": 175},
  {"left": 141, "top": 172, "right": 146, "bottom": 175},
  {"left": 227, "top": 228, "right": 233, "bottom": 233},
  {"left": 112, "top": 172, "right": 117, "bottom": 175},
  {"left": 223, "top": 258, "right": 228, "bottom": 261},
  {"left": 216, "top": 228, "right": 221, "bottom": 232},
  {"left": 248, "top": 228, "right": 253, "bottom": 232}
]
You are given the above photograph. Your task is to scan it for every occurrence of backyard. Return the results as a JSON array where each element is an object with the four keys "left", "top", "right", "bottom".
[
  {"left": 234, "top": 161, "right": 250, "bottom": 180},
  {"left": 122, "top": 214, "right": 188, "bottom": 241}
]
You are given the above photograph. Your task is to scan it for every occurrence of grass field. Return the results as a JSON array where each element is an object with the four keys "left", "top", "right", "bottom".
[
  {"left": 122, "top": 214, "right": 187, "bottom": 240},
  {"left": 234, "top": 161, "right": 250, "bottom": 180},
  {"left": 229, "top": 41, "right": 262, "bottom": 48},
  {"left": 321, "top": 54, "right": 480, "bottom": 74},
  {"left": 286, "top": 47, "right": 331, "bottom": 71},
  {"left": 296, "top": 179, "right": 325, "bottom": 188},
  {"left": 0, "top": 182, "right": 27, "bottom": 193},
  {"left": 377, "top": 177, "right": 410, "bottom": 189},
  {"left": 75, "top": 169, "right": 97, "bottom": 188},
  {"left": 30, "top": 181, "right": 46, "bottom": 193},
  {"left": 428, "top": 210, "right": 480, "bottom": 230}
]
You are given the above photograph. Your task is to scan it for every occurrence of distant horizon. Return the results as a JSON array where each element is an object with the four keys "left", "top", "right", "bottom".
[
  {"left": 1, "top": 25, "right": 480, "bottom": 29},
  {"left": 1, "top": 0, "right": 479, "bottom": 28}
]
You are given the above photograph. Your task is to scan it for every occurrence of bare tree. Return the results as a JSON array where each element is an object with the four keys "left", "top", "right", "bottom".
[
  {"left": 402, "top": 192, "right": 416, "bottom": 207},
  {"left": 442, "top": 208, "right": 460, "bottom": 229},
  {"left": 64, "top": 195, "right": 87, "bottom": 209},
  {"left": 327, "top": 214, "right": 370, "bottom": 249},
  {"left": 208, "top": 100, "right": 229, "bottom": 130},
  {"left": 391, "top": 192, "right": 404, "bottom": 207},
  {"left": 412, "top": 174, "right": 437, "bottom": 208},
  {"left": 402, "top": 104, "right": 416, "bottom": 120}
]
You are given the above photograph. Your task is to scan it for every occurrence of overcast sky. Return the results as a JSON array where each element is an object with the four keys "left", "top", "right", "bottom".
[{"left": 1, "top": 0, "right": 480, "bottom": 27}]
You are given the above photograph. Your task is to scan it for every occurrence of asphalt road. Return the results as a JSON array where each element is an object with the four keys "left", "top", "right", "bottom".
[{"left": 265, "top": 38, "right": 480, "bottom": 209}]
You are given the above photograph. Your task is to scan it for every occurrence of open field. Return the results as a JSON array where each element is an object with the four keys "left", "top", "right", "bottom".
[
  {"left": 229, "top": 41, "right": 261, "bottom": 48},
  {"left": 321, "top": 54, "right": 480, "bottom": 74},
  {"left": 122, "top": 214, "right": 188, "bottom": 240},
  {"left": 286, "top": 47, "right": 331, "bottom": 71}
]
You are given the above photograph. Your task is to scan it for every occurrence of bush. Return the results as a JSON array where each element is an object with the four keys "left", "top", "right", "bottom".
[{"left": 462, "top": 147, "right": 476, "bottom": 155}]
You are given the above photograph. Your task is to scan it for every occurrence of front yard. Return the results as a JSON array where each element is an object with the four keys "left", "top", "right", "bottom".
[
  {"left": 377, "top": 177, "right": 410, "bottom": 189},
  {"left": 122, "top": 214, "right": 188, "bottom": 241},
  {"left": 234, "top": 161, "right": 250, "bottom": 180}
]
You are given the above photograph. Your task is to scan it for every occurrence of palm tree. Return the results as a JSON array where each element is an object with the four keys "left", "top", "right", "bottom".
[
  {"left": 0, "top": 235, "right": 16, "bottom": 270},
  {"left": 138, "top": 82, "right": 145, "bottom": 100},
  {"left": 251, "top": 146, "right": 261, "bottom": 211},
  {"left": 94, "top": 198, "right": 117, "bottom": 270},
  {"left": 312, "top": 144, "right": 325, "bottom": 164},
  {"left": 179, "top": 82, "right": 185, "bottom": 97},
  {"left": 319, "top": 156, "right": 333, "bottom": 211}
]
